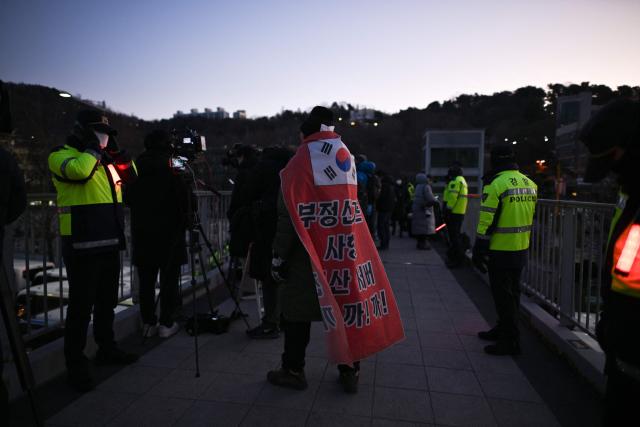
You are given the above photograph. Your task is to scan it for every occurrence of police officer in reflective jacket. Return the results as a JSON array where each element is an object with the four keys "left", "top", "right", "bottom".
[
  {"left": 472, "top": 144, "right": 537, "bottom": 356},
  {"left": 579, "top": 99, "right": 640, "bottom": 426},
  {"left": 48, "top": 110, "right": 138, "bottom": 392},
  {"left": 443, "top": 164, "right": 468, "bottom": 267}
]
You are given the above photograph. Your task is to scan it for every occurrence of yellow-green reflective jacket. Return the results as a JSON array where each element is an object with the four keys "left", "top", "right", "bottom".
[
  {"left": 444, "top": 176, "right": 468, "bottom": 214},
  {"left": 607, "top": 191, "right": 628, "bottom": 245},
  {"left": 407, "top": 182, "right": 415, "bottom": 201},
  {"left": 476, "top": 170, "right": 537, "bottom": 251},
  {"left": 48, "top": 144, "right": 125, "bottom": 252}
]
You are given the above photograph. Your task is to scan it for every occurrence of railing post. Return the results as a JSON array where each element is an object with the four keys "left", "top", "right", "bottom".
[{"left": 559, "top": 208, "right": 576, "bottom": 327}]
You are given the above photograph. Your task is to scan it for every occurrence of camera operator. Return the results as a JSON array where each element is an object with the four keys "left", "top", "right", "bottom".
[
  {"left": 48, "top": 109, "right": 138, "bottom": 392},
  {"left": 125, "top": 130, "right": 188, "bottom": 338},
  {"left": 226, "top": 145, "right": 259, "bottom": 259},
  {"left": 244, "top": 146, "right": 293, "bottom": 338},
  {"left": 0, "top": 80, "right": 27, "bottom": 417}
]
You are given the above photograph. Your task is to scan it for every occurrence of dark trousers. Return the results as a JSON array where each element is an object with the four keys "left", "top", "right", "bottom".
[
  {"left": 604, "top": 365, "right": 640, "bottom": 426},
  {"left": 261, "top": 275, "right": 280, "bottom": 327},
  {"left": 446, "top": 213, "right": 465, "bottom": 262},
  {"left": 138, "top": 262, "right": 180, "bottom": 327},
  {"left": 377, "top": 212, "right": 392, "bottom": 249},
  {"left": 488, "top": 263, "right": 523, "bottom": 342},
  {"left": 281, "top": 319, "right": 360, "bottom": 373},
  {"left": 63, "top": 243, "right": 120, "bottom": 368}
]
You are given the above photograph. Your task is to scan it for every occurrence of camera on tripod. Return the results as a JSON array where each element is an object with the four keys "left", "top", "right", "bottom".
[{"left": 170, "top": 128, "right": 207, "bottom": 171}]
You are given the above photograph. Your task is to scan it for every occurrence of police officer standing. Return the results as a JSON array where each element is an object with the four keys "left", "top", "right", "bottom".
[
  {"left": 443, "top": 164, "right": 468, "bottom": 268},
  {"left": 579, "top": 99, "right": 640, "bottom": 426},
  {"left": 472, "top": 144, "right": 537, "bottom": 356},
  {"left": 48, "top": 110, "right": 138, "bottom": 392}
]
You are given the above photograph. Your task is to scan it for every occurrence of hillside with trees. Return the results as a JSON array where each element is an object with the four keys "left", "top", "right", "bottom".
[{"left": 1, "top": 81, "right": 638, "bottom": 193}]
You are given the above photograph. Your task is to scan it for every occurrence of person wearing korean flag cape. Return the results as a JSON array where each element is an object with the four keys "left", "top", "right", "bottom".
[{"left": 267, "top": 106, "right": 404, "bottom": 394}]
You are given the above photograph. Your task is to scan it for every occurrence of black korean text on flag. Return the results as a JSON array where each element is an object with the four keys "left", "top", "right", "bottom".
[
  {"left": 321, "top": 142, "right": 333, "bottom": 155},
  {"left": 324, "top": 165, "right": 338, "bottom": 181}
]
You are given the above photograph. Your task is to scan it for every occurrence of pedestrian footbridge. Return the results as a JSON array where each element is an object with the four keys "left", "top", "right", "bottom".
[{"left": 8, "top": 234, "right": 605, "bottom": 427}]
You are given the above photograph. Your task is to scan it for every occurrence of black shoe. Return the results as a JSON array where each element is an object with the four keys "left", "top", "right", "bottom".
[
  {"left": 267, "top": 368, "right": 308, "bottom": 390},
  {"left": 484, "top": 341, "right": 521, "bottom": 356},
  {"left": 338, "top": 370, "right": 359, "bottom": 394},
  {"left": 95, "top": 347, "right": 139, "bottom": 366},
  {"left": 477, "top": 327, "right": 500, "bottom": 341},
  {"left": 67, "top": 366, "right": 95, "bottom": 393},
  {"left": 445, "top": 259, "right": 461, "bottom": 269},
  {"left": 246, "top": 324, "right": 280, "bottom": 339}
]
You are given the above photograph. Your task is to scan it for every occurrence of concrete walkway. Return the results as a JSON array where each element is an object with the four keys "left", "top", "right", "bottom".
[{"left": 45, "top": 237, "right": 563, "bottom": 427}]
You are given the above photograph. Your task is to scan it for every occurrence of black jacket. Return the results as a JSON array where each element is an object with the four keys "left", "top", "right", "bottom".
[
  {"left": 376, "top": 176, "right": 397, "bottom": 213},
  {"left": 245, "top": 147, "right": 292, "bottom": 280},
  {"left": 0, "top": 146, "right": 26, "bottom": 250},
  {"left": 125, "top": 149, "right": 188, "bottom": 266}
]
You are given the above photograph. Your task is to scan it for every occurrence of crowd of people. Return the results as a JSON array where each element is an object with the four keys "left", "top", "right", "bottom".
[{"left": 1, "top": 93, "right": 638, "bottom": 426}]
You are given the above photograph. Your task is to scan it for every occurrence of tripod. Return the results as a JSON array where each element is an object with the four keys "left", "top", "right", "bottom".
[
  {"left": 182, "top": 166, "right": 251, "bottom": 377},
  {"left": 0, "top": 263, "right": 43, "bottom": 426}
]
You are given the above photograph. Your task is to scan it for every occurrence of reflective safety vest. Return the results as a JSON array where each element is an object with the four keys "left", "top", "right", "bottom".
[
  {"left": 608, "top": 191, "right": 628, "bottom": 244},
  {"left": 611, "top": 209, "right": 640, "bottom": 299},
  {"left": 476, "top": 170, "right": 537, "bottom": 251},
  {"left": 444, "top": 176, "right": 468, "bottom": 215},
  {"left": 48, "top": 144, "right": 126, "bottom": 252},
  {"left": 407, "top": 182, "right": 415, "bottom": 202}
]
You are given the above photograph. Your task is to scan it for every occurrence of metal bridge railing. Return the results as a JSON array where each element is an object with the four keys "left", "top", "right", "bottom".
[
  {"left": 463, "top": 197, "right": 615, "bottom": 338},
  {"left": 8, "top": 191, "right": 231, "bottom": 345}
]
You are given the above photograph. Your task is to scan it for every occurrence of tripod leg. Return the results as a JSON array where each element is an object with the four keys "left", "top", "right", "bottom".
[
  {"left": 195, "top": 250, "right": 215, "bottom": 314},
  {"left": 0, "top": 265, "right": 43, "bottom": 426}
]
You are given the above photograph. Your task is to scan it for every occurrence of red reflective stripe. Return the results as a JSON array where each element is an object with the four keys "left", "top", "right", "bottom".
[
  {"left": 436, "top": 223, "right": 447, "bottom": 232},
  {"left": 616, "top": 224, "right": 640, "bottom": 274}
]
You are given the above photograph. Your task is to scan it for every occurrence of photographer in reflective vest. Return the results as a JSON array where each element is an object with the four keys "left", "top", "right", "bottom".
[
  {"left": 579, "top": 99, "right": 640, "bottom": 426},
  {"left": 48, "top": 109, "right": 138, "bottom": 392},
  {"left": 472, "top": 143, "right": 537, "bottom": 356}
]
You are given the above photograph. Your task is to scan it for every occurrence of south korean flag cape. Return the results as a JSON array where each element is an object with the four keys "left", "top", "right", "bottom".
[{"left": 280, "top": 130, "right": 405, "bottom": 364}]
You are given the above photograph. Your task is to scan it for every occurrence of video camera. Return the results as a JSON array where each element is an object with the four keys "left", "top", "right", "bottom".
[{"left": 170, "top": 128, "right": 207, "bottom": 171}]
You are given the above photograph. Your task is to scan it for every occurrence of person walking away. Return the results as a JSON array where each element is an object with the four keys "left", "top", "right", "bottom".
[
  {"left": 443, "top": 164, "right": 468, "bottom": 268},
  {"left": 411, "top": 173, "right": 437, "bottom": 250},
  {"left": 391, "top": 179, "right": 408, "bottom": 237},
  {"left": 244, "top": 146, "right": 293, "bottom": 338},
  {"left": 472, "top": 144, "right": 537, "bottom": 356},
  {"left": 48, "top": 110, "right": 139, "bottom": 392},
  {"left": 376, "top": 172, "right": 396, "bottom": 250},
  {"left": 578, "top": 99, "right": 640, "bottom": 426},
  {"left": 126, "top": 130, "right": 188, "bottom": 339}
]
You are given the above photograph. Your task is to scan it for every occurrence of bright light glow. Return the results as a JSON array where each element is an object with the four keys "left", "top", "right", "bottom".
[
  {"left": 373, "top": 122, "right": 379, "bottom": 127},
  {"left": 338, "top": 117, "right": 343, "bottom": 121},
  {"left": 544, "top": 136, "right": 549, "bottom": 142},
  {"left": 504, "top": 138, "right": 508, "bottom": 142},
  {"left": 59, "top": 92, "right": 71, "bottom": 98},
  {"left": 616, "top": 224, "right": 640, "bottom": 274},
  {"left": 512, "top": 141, "right": 517, "bottom": 145},
  {"left": 350, "top": 121, "right": 356, "bottom": 126}
]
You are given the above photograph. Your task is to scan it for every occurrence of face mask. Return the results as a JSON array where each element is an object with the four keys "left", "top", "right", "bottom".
[{"left": 93, "top": 131, "right": 109, "bottom": 149}]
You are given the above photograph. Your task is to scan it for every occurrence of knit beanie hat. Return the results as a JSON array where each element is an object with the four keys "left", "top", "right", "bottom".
[{"left": 300, "top": 106, "right": 334, "bottom": 137}]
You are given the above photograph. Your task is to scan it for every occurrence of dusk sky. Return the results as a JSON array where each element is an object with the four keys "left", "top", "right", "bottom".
[{"left": 1, "top": 0, "right": 639, "bottom": 120}]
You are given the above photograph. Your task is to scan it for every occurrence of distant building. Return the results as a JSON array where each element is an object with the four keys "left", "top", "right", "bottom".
[
  {"left": 233, "top": 110, "right": 247, "bottom": 119},
  {"left": 424, "top": 129, "right": 485, "bottom": 195},
  {"left": 215, "top": 107, "right": 229, "bottom": 119},
  {"left": 190, "top": 108, "right": 199, "bottom": 116},
  {"left": 555, "top": 92, "right": 598, "bottom": 177},
  {"left": 350, "top": 108, "right": 376, "bottom": 123},
  {"left": 173, "top": 110, "right": 184, "bottom": 118}
]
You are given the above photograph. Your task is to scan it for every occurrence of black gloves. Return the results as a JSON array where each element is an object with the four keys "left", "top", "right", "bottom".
[
  {"left": 271, "top": 256, "right": 289, "bottom": 284},
  {"left": 472, "top": 238, "right": 490, "bottom": 274}
]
